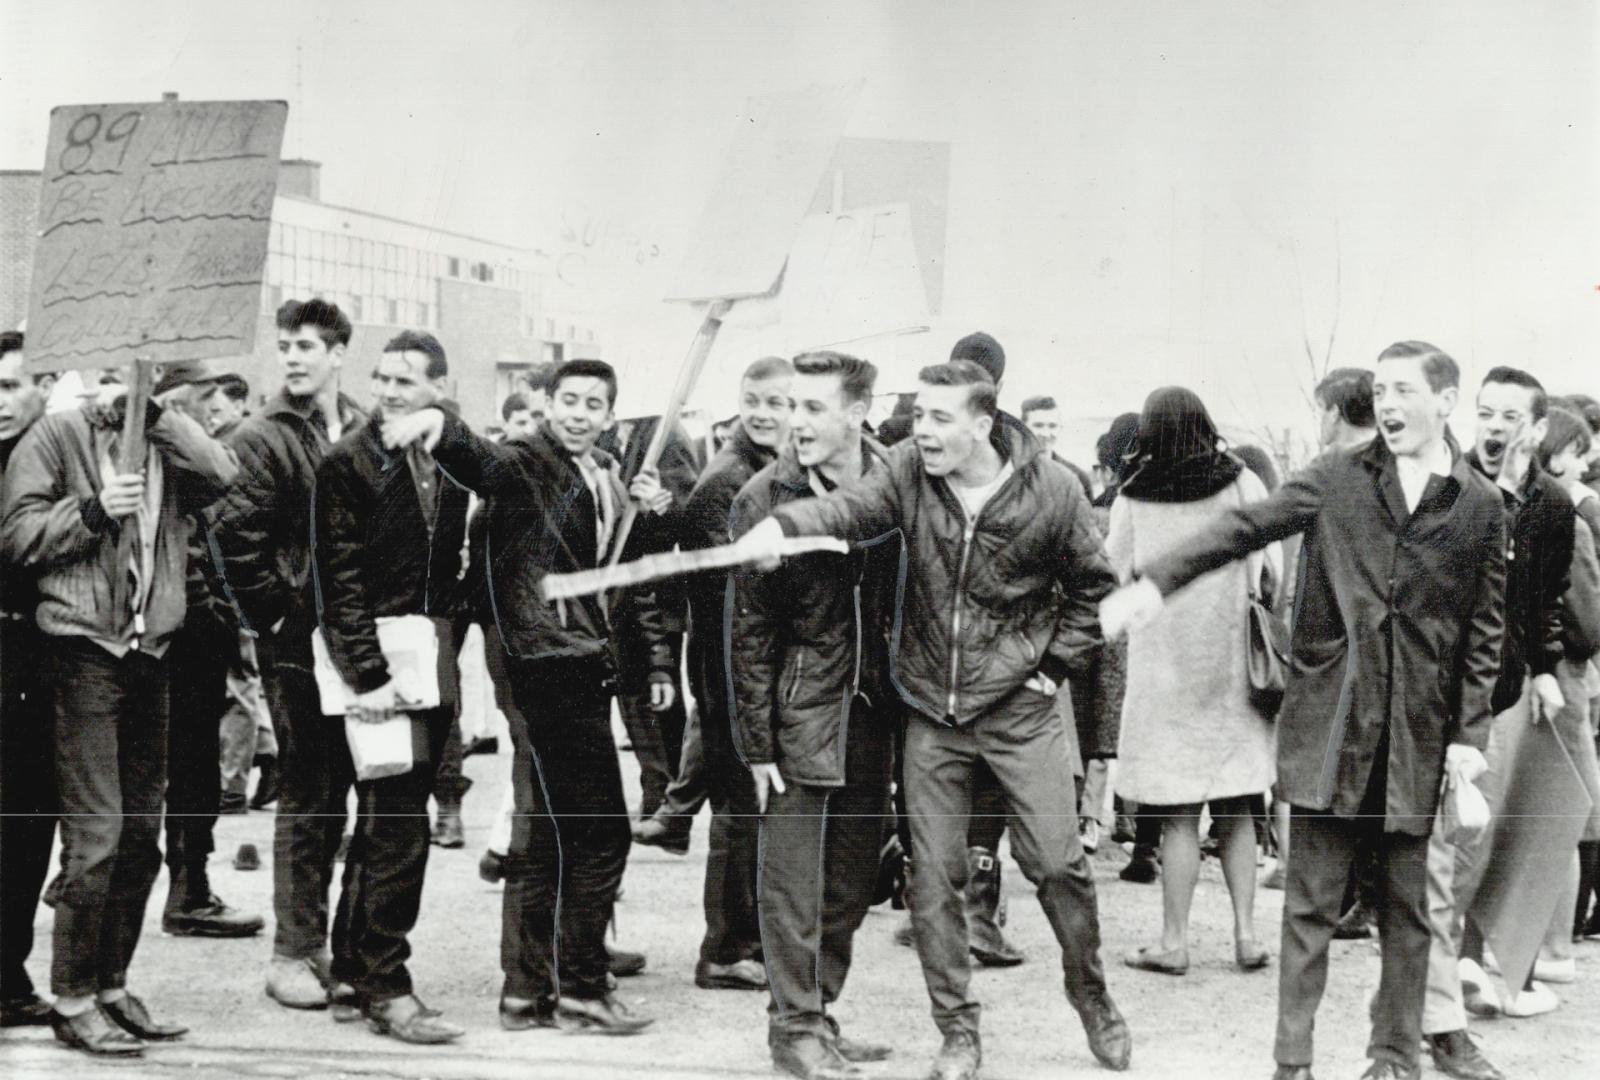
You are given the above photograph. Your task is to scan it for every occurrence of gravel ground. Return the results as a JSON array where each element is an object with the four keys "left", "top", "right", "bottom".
[{"left": 3, "top": 746, "right": 1596, "bottom": 1079}]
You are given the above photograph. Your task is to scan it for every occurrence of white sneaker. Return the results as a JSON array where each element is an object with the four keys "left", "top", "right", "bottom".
[
  {"left": 1503, "top": 982, "right": 1560, "bottom": 1018},
  {"left": 1532, "top": 957, "right": 1576, "bottom": 984},
  {"left": 1459, "top": 958, "right": 1502, "bottom": 1017}
]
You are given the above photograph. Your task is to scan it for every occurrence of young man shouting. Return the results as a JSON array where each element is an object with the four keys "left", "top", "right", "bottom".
[
  {"left": 727, "top": 351, "right": 901, "bottom": 1079},
  {"left": 735, "top": 360, "right": 1130, "bottom": 1079}
]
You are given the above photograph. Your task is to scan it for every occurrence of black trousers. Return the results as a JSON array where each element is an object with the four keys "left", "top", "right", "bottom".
[
  {"left": 0, "top": 616, "right": 56, "bottom": 1002},
  {"left": 1275, "top": 808, "right": 1431, "bottom": 1069},
  {"left": 46, "top": 639, "right": 169, "bottom": 998},
  {"left": 758, "top": 699, "right": 892, "bottom": 1040},
  {"left": 617, "top": 628, "right": 687, "bottom": 820},
  {"left": 501, "top": 657, "right": 630, "bottom": 1002},
  {"left": 688, "top": 629, "right": 762, "bottom": 966},
  {"left": 330, "top": 705, "right": 453, "bottom": 1004},
  {"left": 258, "top": 628, "right": 355, "bottom": 962},
  {"left": 164, "top": 608, "right": 232, "bottom": 887}
]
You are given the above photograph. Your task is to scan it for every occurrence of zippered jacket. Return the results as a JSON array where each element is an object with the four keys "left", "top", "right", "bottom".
[
  {"left": 727, "top": 439, "right": 905, "bottom": 783},
  {"left": 426, "top": 412, "right": 673, "bottom": 674},
  {"left": 207, "top": 390, "right": 367, "bottom": 639},
  {"left": 312, "top": 414, "right": 474, "bottom": 693},
  {"left": 770, "top": 414, "right": 1114, "bottom": 726}
]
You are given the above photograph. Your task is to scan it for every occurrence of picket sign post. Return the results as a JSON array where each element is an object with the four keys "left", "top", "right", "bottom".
[
  {"left": 109, "top": 357, "right": 157, "bottom": 630},
  {"left": 605, "top": 298, "right": 730, "bottom": 568}
]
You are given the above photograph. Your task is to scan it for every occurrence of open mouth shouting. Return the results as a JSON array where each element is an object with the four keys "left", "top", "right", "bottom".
[{"left": 1481, "top": 437, "right": 1506, "bottom": 462}]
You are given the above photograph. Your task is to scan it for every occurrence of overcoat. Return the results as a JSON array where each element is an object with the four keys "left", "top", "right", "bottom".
[{"left": 1142, "top": 437, "right": 1506, "bottom": 834}]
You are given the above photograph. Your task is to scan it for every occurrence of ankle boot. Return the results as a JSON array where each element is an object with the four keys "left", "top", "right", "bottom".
[{"left": 965, "top": 846, "right": 1024, "bottom": 967}]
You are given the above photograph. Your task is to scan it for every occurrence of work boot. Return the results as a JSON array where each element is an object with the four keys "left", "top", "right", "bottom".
[
  {"left": 773, "top": 1034, "right": 861, "bottom": 1080},
  {"left": 927, "top": 1030, "right": 981, "bottom": 1080},
  {"left": 1118, "top": 844, "right": 1159, "bottom": 884},
  {"left": 248, "top": 756, "right": 279, "bottom": 810},
  {"left": 964, "top": 847, "right": 1023, "bottom": 967},
  {"left": 163, "top": 863, "right": 264, "bottom": 937},
  {"left": 432, "top": 802, "right": 465, "bottom": 848},
  {"left": 1075, "top": 992, "right": 1132, "bottom": 1071}
]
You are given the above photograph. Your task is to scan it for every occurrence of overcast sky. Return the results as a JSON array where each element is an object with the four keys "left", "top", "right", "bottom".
[{"left": 4, "top": 0, "right": 1596, "bottom": 437}]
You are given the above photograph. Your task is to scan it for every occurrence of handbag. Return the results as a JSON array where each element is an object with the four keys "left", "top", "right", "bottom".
[{"left": 1243, "top": 506, "right": 1289, "bottom": 719}]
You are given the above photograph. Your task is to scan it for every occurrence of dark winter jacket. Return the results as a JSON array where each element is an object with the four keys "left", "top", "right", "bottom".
[
  {"left": 728, "top": 440, "right": 905, "bottom": 785},
  {"left": 427, "top": 413, "right": 672, "bottom": 673},
  {"left": 679, "top": 423, "right": 779, "bottom": 728},
  {"left": 771, "top": 414, "right": 1114, "bottom": 726},
  {"left": 1464, "top": 452, "right": 1573, "bottom": 712},
  {"left": 313, "top": 415, "right": 475, "bottom": 693},
  {"left": 206, "top": 389, "right": 367, "bottom": 640},
  {"left": 1141, "top": 436, "right": 1506, "bottom": 834},
  {"left": 2, "top": 402, "right": 238, "bottom": 654}
]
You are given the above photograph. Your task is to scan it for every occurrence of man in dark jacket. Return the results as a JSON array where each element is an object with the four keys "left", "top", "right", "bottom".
[
  {"left": 736, "top": 360, "right": 1131, "bottom": 1079},
  {"left": 3, "top": 368, "right": 238, "bottom": 1057},
  {"left": 386, "top": 358, "right": 675, "bottom": 1035},
  {"left": 312, "top": 331, "right": 471, "bottom": 1044},
  {"left": 0, "top": 331, "right": 58, "bottom": 1029},
  {"left": 207, "top": 298, "right": 367, "bottom": 1010},
  {"left": 728, "top": 352, "right": 901, "bottom": 1080},
  {"left": 679, "top": 356, "right": 793, "bottom": 991},
  {"left": 1100, "top": 342, "right": 1507, "bottom": 1080},
  {"left": 1420, "top": 366, "right": 1573, "bottom": 1080}
]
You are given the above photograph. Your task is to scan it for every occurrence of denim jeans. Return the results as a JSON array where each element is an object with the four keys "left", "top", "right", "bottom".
[
  {"left": 257, "top": 627, "right": 355, "bottom": 962},
  {"left": 46, "top": 638, "right": 169, "bottom": 998}
]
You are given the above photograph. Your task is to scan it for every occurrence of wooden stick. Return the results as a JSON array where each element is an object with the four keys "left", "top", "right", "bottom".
[
  {"left": 547, "top": 536, "right": 847, "bottom": 601},
  {"left": 607, "top": 298, "right": 731, "bottom": 568},
  {"left": 111, "top": 358, "right": 156, "bottom": 635}
]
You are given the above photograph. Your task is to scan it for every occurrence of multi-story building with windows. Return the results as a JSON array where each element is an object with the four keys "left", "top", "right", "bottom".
[{"left": 1, "top": 159, "right": 595, "bottom": 430}]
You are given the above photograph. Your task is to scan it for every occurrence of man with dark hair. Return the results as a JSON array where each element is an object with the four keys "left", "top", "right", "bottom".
[
  {"left": 736, "top": 358, "right": 1130, "bottom": 1078},
  {"left": 309, "top": 330, "right": 471, "bottom": 1043},
  {"left": 948, "top": 332, "right": 1006, "bottom": 384},
  {"left": 1416, "top": 365, "right": 1574, "bottom": 1076},
  {"left": 729, "top": 351, "right": 900, "bottom": 1079},
  {"left": 500, "top": 393, "right": 537, "bottom": 439},
  {"left": 379, "top": 357, "right": 676, "bottom": 1034},
  {"left": 209, "top": 298, "right": 367, "bottom": 1010},
  {"left": 632, "top": 358, "right": 795, "bottom": 989},
  {"left": 1315, "top": 367, "right": 1378, "bottom": 445},
  {"left": 1100, "top": 340, "right": 1507, "bottom": 1080},
  {"left": 3, "top": 359, "right": 238, "bottom": 1057},
  {"left": 0, "top": 331, "right": 59, "bottom": 1028}
]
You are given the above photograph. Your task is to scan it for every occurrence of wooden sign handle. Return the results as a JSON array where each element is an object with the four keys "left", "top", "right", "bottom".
[
  {"left": 110, "top": 358, "right": 156, "bottom": 637},
  {"left": 607, "top": 298, "right": 731, "bottom": 569}
]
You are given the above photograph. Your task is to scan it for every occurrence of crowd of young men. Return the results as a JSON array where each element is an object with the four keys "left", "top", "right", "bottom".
[{"left": 4, "top": 303, "right": 1600, "bottom": 1080}]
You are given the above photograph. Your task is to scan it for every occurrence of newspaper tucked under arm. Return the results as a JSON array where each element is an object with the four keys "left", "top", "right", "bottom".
[{"left": 540, "top": 536, "right": 849, "bottom": 601}]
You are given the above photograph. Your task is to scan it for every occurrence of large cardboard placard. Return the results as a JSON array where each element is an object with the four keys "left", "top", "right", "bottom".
[
  {"left": 25, "top": 99, "right": 289, "bottom": 373},
  {"left": 666, "top": 80, "right": 863, "bottom": 303}
]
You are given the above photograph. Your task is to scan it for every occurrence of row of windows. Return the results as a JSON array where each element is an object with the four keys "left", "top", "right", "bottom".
[
  {"left": 262, "top": 285, "right": 431, "bottom": 329},
  {"left": 268, "top": 224, "right": 538, "bottom": 297}
]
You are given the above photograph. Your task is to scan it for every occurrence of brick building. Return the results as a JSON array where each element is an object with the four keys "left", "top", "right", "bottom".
[{"left": 1, "top": 160, "right": 593, "bottom": 431}]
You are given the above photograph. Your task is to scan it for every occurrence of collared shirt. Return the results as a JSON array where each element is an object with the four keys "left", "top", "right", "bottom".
[{"left": 1395, "top": 439, "right": 1454, "bottom": 514}]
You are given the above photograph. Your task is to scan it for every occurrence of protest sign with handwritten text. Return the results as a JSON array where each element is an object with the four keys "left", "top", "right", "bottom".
[{"left": 25, "top": 99, "right": 288, "bottom": 373}]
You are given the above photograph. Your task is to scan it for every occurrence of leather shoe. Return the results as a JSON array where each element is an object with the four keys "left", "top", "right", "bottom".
[
  {"left": 695, "top": 958, "right": 767, "bottom": 990},
  {"left": 928, "top": 1030, "right": 981, "bottom": 1080},
  {"left": 631, "top": 816, "right": 690, "bottom": 855},
  {"left": 500, "top": 994, "right": 558, "bottom": 1031},
  {"left": 102, "top": 993, "right": 188, "bottom": 1040},
  {"left": 1426, "top": 1030, "right": 1504, "bottom": 1080},
  {"left": 1077, "top": 992, "right": 1132, "bottom": 1071},
  {"left": 219, "top": 791, "right": 248, "bottom": 815},
  {"left": 1360, "top": 1060, "right": 1420, "bottom": 1080},
  {"left": 607, "top": 944, "right": 646, "bottom": 977},
  {"left": 364, "top": 994, "right": 463, "bottom": 1044},
  {"left": 163, "top": 894, "right": 265, "bottom": 938},
  {"left": 555, "top": 993, "right": 653, "bottom": 1035},
  {"left": 50, "top": 1006, "right": 144, "bottom": 1056},
  {"left": 1119, "top": 847, "right": 1159, "bottom": 884},
  {"left": 266, "top": 955, "right": 330, "bottom": 1010},
  {"left": 774, "top": 1034, "right": 862, "bottom": 1079},
  {"left": 1271, "top": 1067, "right": 1314, "bottom": 1080},
  {"left": 0, "top": 992, "right": 54, "bottom": 1027}
]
